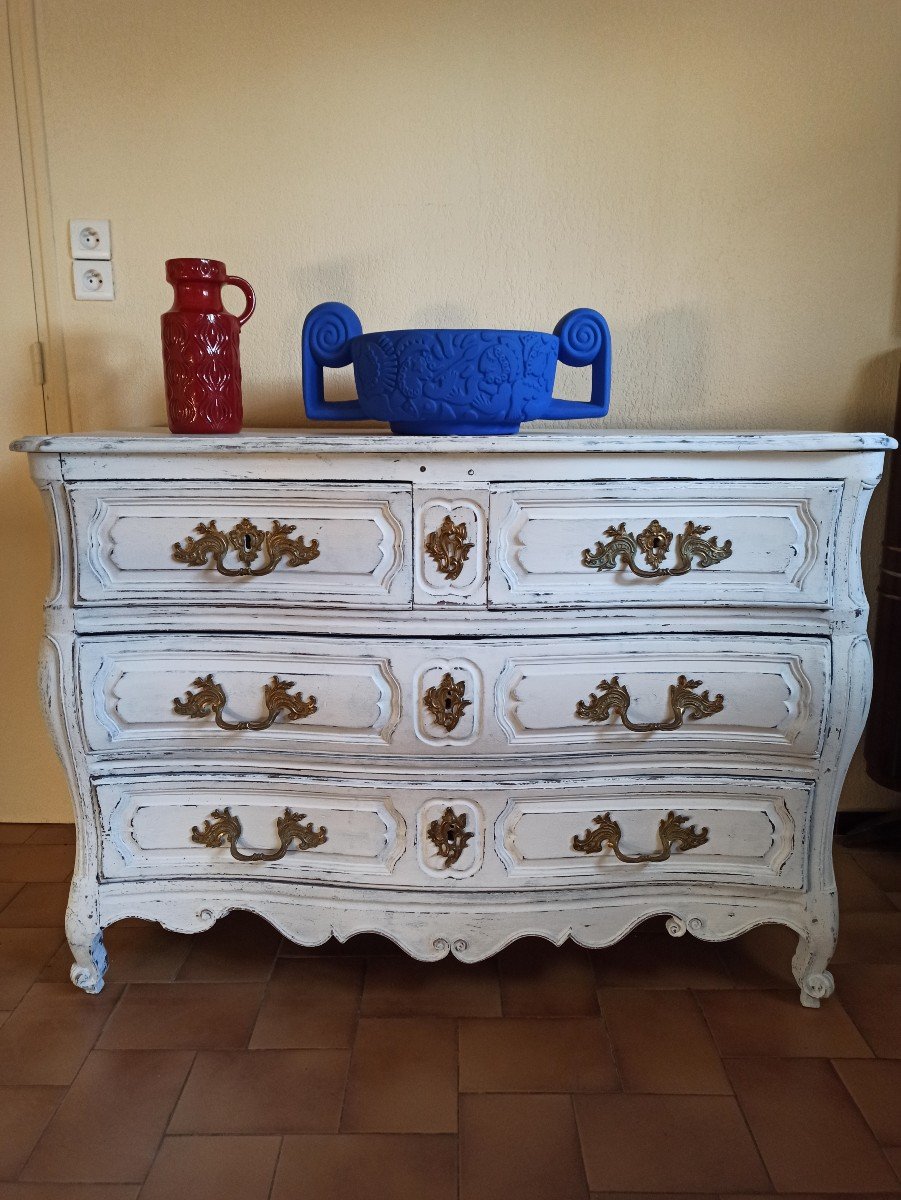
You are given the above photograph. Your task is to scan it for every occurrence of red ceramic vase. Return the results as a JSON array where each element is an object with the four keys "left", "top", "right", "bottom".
[{"left": 161, "top": 258, "right": 256, "bottom": 434}]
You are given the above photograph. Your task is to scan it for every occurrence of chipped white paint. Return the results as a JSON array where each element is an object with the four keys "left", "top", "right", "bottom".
[
  {"left": 489, "top": 481, "right": 841, "bottom": 608},
  {"left": 68, "top": 481, "right": 411, "bottom": 606},
  {"left": 13, "top": 429, "right": 894, "bottom": 1005},
  {"left": 10, "top": 429, "right": 895, "bottom": 455}
]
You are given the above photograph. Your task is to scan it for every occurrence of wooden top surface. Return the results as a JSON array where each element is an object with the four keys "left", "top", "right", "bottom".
[{"left": 10, "top": 427, "right": 896, "bottom": 455}]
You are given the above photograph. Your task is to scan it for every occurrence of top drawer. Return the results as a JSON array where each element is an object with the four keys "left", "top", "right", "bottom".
[
  {"left": 69, "top": 482, "right": 412, "bottom": 606},
  {"left": 488, "top": 480, "right": 842, "bottom": 608}
]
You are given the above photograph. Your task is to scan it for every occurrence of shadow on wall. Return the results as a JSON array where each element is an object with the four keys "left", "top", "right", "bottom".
[
  {"left": 251, "top": 379, "right": 382, "bottom": 429},
  {"left": 535, "top": 305, "right": 710, "bottom": 432},
  {"left": 64, "top": 332, "right": 150, "bottom": 429},
  {"left": 63, "top": 308, "right": 901, "bottom": 436},
  {"left": 894, "top": 176, "right": 901, "bottom": 337},
  {"left": 850, "top": 351, "right": 901, "bottom": 616},
  {"left": 62, "top": 328, "right": 335, "bottom": 431},
  {"left": 846, "top": 350, "right": 901, "bottom": 433},
  {"left": 283, "top": 299, "right": 712, "bottom": 432},
  {"left": 613, "top": 305, "right": 710, "bottom": 427}
]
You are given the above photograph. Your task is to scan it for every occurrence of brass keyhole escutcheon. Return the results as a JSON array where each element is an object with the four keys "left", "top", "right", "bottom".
[
  {"left": 426, "top": 807, "right": 474, "bottom": 868},
  {"left": 423, "top": 672, "right": 471, "bottom": 733},
  {"left": 424, "top": 515, "right": 474, "bottom": 581}
]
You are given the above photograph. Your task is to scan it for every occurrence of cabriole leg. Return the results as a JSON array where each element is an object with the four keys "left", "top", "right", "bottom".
[
  {"left": 66, "top": 879, "right": 107, "bottom": 994},
  {"left": 792, "top": 918, "right": 837, "bottom": 1008}
]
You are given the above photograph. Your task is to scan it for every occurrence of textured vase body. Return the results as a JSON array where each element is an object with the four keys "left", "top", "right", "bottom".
[
  {"left": 301, "top": 303, "right": 612, "bottom": 435},
  {"left": 352, "top": 330, "right": 559, "bottom": 434},
  {"left": 162, "top": 258, "right": 255, "bottom": 434}
]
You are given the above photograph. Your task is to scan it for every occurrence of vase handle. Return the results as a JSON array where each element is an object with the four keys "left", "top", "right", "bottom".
[
  {"left": 224, "top": 276, "right": 256, "bottom": 326},
  {"left": 543, "top": 307, "right": 612, "bottom": 420},
  {"left": 301, "top": 301, "right": 366, "bottom": 421}
]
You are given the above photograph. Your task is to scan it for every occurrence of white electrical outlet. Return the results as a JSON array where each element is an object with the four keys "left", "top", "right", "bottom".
[
  {"left": 69, "top": 219, "right": 111, "bottom": 260},
  {"left": 73, "top": 260, "right": 115, "bottom": 301}
]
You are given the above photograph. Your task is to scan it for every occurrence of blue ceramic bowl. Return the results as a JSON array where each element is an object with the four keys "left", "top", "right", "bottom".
[{"left": 301, "top": 303, "right": 611, "bottom": 435}]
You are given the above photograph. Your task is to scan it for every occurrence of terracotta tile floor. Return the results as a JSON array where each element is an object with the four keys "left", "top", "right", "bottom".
[{"left": 0, "top": 827, "right": 900, "bottom": 1200}]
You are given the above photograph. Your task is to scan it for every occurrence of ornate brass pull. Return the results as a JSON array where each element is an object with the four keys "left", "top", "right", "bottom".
[
  {"left": 582, "top": 519, "right": 732, "bottom": 577},
  {"left": 173, "top": 517, "right": 320, "bottom": 576},
  {"left": 423, "top": 672, "right": 471, "bottom": 732},
  {"left": 424, "top": 515, "right": 474, "bottom": 581},
  {"left": 190, "top": 806, "right": 328, "bottom": 862},
  {"left": 427, "top": 806, "right": 474, "bottom": 868},
  {"left": 573, "top": 810, "right": 709, "bottom": 862},
  {"left": 575, "top": 674, "right": 724, "bottom": 732},
  {"left": 173, "top": 674, "right": 317, "bottom": 730}
]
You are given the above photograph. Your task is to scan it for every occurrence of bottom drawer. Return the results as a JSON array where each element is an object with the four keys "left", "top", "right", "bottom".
[
  {"left": 95, "top": 773, "right": 812, "bottom": 890},
  {"left": 97, "top": 779, "right": 407, "bottom": 883},
  {"left": 497, "top": 777, "right": 810, "bottom": 889}
]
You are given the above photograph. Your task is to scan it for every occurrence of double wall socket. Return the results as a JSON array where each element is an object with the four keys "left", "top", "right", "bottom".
[{"left": 70, "top": 218, "right": 114, "bottom": 300}]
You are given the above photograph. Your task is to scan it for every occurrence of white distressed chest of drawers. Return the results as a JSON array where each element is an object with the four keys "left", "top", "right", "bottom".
[{"left": 13, "top": 428, "right": 892, "bottom": 1004}]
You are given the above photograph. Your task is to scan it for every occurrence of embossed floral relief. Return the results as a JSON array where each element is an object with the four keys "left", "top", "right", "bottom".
[
  {"left": 354, "top": 331, "right": 557, "bottom": 424},
  {"left": 163, "top": 314, "right": 241, "bottom": 430}
]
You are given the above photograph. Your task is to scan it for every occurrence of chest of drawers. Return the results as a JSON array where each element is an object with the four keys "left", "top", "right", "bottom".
[{"left": 13, "top": 428, "right": 892, "bottom": 1005}]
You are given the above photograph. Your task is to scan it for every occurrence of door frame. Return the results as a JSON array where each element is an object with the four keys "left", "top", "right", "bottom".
[{"left": 6, "top": 0, "right": 70, "bottom": 432}]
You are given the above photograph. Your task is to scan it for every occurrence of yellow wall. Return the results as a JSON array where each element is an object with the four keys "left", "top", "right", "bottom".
[
  {"left": 3, "top": 0, "right": 901, "bottom": 819},
  {"left": 33, "top": 0, "right": 901, "bottom": 433},
  {"left": 1, "top": 0, "right": 69, "bottom": 822}
]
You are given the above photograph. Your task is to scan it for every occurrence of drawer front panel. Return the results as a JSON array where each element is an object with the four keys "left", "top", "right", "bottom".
[
  {"left": 79, "top": 636, "right": 402, "bottom": 753},
  {"left": 496, "top": 775, "right": 810, "bottom": 888},
  {"left": 488, "top": 480, "right": 841, "bottom": 608},
  {"left": 70, "top": 482, "right": 412, "bottom": 606},
  {"left": 97, "top": 779, "right": 406, "bottom": 882},
  {"left": 79, "top": 633, "right": 829, "bottom": 761},
  {"left": 495, "top": 635, "right": 829, "bottom": 759},
  {"left": 95, "top": 773, "right": 808, "bottom": 890}
]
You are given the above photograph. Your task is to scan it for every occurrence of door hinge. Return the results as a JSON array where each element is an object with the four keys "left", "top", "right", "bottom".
[{"left": 30, "top": 341, "right": 46, "bottom": 386}]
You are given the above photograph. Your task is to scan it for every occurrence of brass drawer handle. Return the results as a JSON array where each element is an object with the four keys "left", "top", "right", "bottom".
[
  {"left": 172, "top": 517, "right": 320, "bottom": 576},
  {"left": 575, "top": 674, "right": 724, "bottom": 732},
  {"left": 173, "top": 674, "right": 317, "bottom": 730},
  {"left": 582, "top": 519, "right": 732, "bottom": 577},
  {"left": 423, "top": 672, "right": 471, "bottom": 732},
  {"left": 425, "top": 515, "right": 474, "bottom": 580},
  {"left": 573, "top": 810, "right": 709, "bottom": 862},
  {"left": 191, "top": 806, "right": 328, "bottom": 862},
  {"left": 427, "top": 806, "right": 474, "bottom": 868}
]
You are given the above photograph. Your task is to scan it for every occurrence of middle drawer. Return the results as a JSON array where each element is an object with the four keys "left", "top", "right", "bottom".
[{"left": 77, "top": 632, "right": 829, "bottom": 761}]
